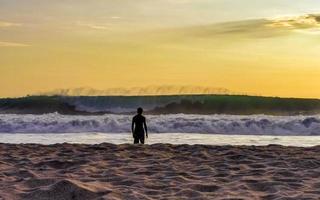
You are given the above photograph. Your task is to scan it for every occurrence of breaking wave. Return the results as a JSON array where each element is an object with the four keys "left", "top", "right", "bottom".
[
  {"left": 0, "top": 113, "right": 319, "bottom": 135},
  {"left": 38, "top": 86, "right": 232, "bottom": 96}
]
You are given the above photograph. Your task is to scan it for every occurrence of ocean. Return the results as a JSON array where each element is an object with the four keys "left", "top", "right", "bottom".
[
  {"left": 0, "top": 95, "right": 320, "bottom": 146},
  {"left": 1, "top": 133, "right": 320, "bottom": 147},
  {"left": 0, "top": 113, "right": 319, "bottom": 135},
  {"left": 0, "top": 113, "right": 319, "bottom": 146}
]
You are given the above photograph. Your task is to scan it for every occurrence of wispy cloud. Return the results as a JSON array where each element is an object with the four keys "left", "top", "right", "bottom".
[
  {"left": 267, "top": 14, "right": 320, "bottom": 34},
  {"left": 76, "top": 21, "right": 111, "bottom": 30},
  {"left": 0, "top": 41, "right": 30, "bottom": 47},
  {"left": 0, "top": 21, "right": 21, "bottom": 28},
  {"left": 268, "top": 14, "right": 320, "bottom": 28},
  {"left": 169, "top": 13, "right": 320, "bottom": 40}
]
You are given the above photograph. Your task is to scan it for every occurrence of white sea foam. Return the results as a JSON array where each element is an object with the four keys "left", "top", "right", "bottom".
[{"left": 0, "top": 113, "right": 319, "bottom": 135}]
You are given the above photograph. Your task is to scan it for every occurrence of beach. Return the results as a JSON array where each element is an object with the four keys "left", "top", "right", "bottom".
[
  {"left": 1, "top": 133, "right": 320, "bottom": 147},
  {"left": 2, "top": 0, "right": 320, "bottom": 199},
  {"left": 1, "top": 143, "right": 319, "bottom": 200}
]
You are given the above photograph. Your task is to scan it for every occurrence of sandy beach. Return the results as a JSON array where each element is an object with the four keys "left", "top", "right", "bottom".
[{"left": 0, "top": 143, "right": 319, "bottom": 200}]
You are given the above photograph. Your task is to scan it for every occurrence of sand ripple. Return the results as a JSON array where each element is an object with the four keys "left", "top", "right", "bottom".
[{"left": 0, "top": 143, "right": 319, "bottom": 199}]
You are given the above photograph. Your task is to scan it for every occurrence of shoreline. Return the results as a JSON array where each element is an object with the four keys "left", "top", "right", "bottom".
[
  {"left": 0, "top": 133, "right": 320, "bottom": 147},
  {"left": 1, "top": 143, "right": 319, "bottom": 199}
]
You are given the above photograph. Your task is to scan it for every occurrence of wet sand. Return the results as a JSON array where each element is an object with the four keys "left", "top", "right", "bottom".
[
  {"left": 0, "top": 143, "right": 319, "bottom": 200},
  {"left": 1, "top": 133, "right": 320, "bottom": 147}
]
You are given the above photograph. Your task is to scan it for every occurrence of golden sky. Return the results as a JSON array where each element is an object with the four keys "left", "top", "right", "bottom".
[{"left": 1, "top": 0, "right": 320, "bottom": 98}]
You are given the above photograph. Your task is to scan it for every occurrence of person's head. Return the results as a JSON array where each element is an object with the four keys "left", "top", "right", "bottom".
[{"left": 137, "top": 107, "right": 143, "bottom": 114}]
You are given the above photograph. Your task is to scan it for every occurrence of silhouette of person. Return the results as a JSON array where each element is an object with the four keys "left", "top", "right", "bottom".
[{"left": 132, "top": 107, "right": 148, "bottom": 144}]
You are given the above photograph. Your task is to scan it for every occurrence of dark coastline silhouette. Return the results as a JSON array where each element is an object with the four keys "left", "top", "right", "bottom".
[{"left": 131, "top": 107, "right": 148, "bottom": 144}]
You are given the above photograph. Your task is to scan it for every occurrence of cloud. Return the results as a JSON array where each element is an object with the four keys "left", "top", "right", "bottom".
[
  {"left": 267, "top": 14, "right": 320, "bottom": 34},
  {"left": 220, "top": 13, "right": 320, "bottom": 36},
  {"left": 268, "top": 14, "right": 320, "bottom": 28},
  {"left": 170, "top": 19, "right": 286, "bottom": 39},
  {"left": 0, "top": 41, "right": 30, "bottom": 47},
  {"left": 0, "top": 21, "right": 21, "bottom": 28},
  {"left": 76, "top": 21, "right": 111, "bottom": 30},
  {"left": 167, "top": 13, "right": 320, "bottom": 40}
]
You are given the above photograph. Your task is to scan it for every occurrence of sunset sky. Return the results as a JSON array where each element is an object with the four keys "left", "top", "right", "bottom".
[{"left": 1, "top": 0, "right": 320, "bottom": 98}]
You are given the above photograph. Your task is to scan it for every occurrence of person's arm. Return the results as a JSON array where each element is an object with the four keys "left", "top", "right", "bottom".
[
  {"left": 144, "top": 118, "right": 148, "bottom": 138},
  {"left": 131, "top": 118, "right": 135, "bottom": 136}
]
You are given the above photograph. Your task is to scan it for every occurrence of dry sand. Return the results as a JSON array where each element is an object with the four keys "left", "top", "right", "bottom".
[{"left": 0, "top": 143, "right": 319, "bottom": 200}]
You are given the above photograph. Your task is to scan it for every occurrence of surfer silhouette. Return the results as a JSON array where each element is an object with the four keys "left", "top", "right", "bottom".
[{"left": 131, "top": 107, "right": 148, "bottom": 144}]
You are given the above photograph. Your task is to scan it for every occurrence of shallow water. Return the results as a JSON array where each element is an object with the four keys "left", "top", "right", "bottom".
[{"left": 0, "top": 133, "right": 319, "bottom": 147}]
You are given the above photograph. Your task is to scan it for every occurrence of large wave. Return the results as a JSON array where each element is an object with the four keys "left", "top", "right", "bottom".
[
  {"left": 0, "top": 113, "right": 319, "bottom": 135},
  {"left": 38, "top": 86, "right": 232, "bottom": 96},
  {"left": 2, "top": 95, "right": 320, "bottom": 115}
]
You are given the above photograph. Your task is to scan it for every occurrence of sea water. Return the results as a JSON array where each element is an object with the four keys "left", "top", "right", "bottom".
[
  {"left": 0, "top": 113, "right": 320, "bottom": 135},
  {"left": 0, "top": 133, "right": 319, "bottom": 147},
  {"left": 0, "top": 113, "right": 320, "bottom": 146}
]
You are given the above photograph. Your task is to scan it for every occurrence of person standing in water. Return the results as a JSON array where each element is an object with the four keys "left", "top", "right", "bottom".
[{"left": 131, "top": 107, "right": 148, "bottom": 144}]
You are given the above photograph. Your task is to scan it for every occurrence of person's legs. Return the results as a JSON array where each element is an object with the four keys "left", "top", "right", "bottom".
[
  {"left": 134, "top": 137, "right": 139, "bottom": 144},
  {"left": 139, "top": 137, "right": 145, "bottom": 144}
]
